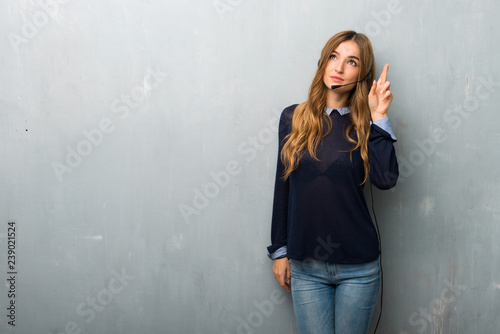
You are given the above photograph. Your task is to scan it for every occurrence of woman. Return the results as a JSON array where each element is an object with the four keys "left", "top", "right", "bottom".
[{"left": 267, "top": 30, "right": 399, "bottom": 334}]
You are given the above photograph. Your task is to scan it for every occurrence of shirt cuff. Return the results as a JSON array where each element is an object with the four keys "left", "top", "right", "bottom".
[
  {"left": 371, "top": 117, "right": 397, "bottom": 141},
  {"left": 267, "top": 246, "right": 287, "bottom": 260}
]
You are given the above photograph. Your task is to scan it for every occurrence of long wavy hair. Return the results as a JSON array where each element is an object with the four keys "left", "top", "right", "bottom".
[{"left": 280, "top": 30, "right": 375, "bottom": 184}]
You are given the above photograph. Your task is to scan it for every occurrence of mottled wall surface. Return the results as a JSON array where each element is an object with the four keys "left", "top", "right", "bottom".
[{"left": 1, "top": 1, "right": 499, "bottom": 333}]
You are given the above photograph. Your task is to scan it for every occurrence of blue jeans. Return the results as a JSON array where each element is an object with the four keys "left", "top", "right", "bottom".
[{"left": 290, "top": 257, "right": 380, "bottom": 334}]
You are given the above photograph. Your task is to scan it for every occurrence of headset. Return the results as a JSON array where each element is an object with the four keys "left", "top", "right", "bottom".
[
  {"left": 330, "top": 72, "right": 373, "bottom": 90},
  {"left": 370, "top": 182, "right": 383, "bottom": 334}
]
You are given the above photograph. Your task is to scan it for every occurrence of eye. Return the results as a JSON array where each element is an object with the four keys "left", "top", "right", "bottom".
[
  {"left": 348, "top": 59, "right": 358, "bottom": 66},
  {"left": 329, "top": 54, "right": 337, "bottom": 60}
]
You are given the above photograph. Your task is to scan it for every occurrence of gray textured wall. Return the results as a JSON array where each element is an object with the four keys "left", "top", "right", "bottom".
[{"left": 1, "top": 0, "right": 499, "bottom": 333}]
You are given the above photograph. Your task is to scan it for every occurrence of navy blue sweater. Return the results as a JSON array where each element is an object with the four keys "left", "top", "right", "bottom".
[{"left": 267, "top": 104, "right": 398, "bottom": 264}]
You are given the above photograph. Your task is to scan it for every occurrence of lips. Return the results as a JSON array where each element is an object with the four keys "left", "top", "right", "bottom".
[{"left": 331, "top": 76, "right": 344, "bottom": 82}]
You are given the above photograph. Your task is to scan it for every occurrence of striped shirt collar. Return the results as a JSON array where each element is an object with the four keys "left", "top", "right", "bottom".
[{"left": 325, "top": 107, "right": 351, "bottom": 116}]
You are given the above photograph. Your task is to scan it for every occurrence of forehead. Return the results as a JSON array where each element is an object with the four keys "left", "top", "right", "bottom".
[{"left": 332, "top": 40, "right": 360, "bottom": 58}]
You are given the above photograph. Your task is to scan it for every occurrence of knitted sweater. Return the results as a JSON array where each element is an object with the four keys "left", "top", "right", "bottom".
[{"left": 267, "top": 104, "right": 398, "bottom": 264}]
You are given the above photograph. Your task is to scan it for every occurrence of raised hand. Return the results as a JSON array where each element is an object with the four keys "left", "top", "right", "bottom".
[{"left": 368, "top": 64, "right": 393, "bottom": 122}]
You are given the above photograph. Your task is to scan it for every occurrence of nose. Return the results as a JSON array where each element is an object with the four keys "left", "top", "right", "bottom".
[{"left": 334, "top": 61, "right": 344, "bottom": 73}]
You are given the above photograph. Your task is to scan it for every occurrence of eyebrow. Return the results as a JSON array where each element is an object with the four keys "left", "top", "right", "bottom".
[{"left": 332, "top": 51, "right": 360, "bottom": 61}]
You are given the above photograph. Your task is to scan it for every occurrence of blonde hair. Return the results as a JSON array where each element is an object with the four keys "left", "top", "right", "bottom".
[{"left": 281, "top": 30, "right": 375, "bottom": 183}]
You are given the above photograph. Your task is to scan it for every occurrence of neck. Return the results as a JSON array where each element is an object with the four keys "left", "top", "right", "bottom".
[{"left": 326, "top": 89, "right": 350, "bottom": 109}]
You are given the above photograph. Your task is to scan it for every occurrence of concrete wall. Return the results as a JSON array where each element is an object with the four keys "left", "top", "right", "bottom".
[{"left": 1, "top": 0, "right": 499, "bottom": 333}]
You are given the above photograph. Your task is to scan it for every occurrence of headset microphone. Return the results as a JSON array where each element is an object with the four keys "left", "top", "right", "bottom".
[{"left": 330, "top": 72, "right": 372, "bottom": 90}]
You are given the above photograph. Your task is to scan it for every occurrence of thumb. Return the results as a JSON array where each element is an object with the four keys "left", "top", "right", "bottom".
[{"left": 369, "top": 80, "right": 377, "bottom": 97}]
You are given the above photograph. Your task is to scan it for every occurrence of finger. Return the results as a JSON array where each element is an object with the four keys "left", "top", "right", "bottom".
[
  {"left": 386, "top": 91, "right": 393, "bottom": 101},
  {"left": 273, "top": 268, "right": 287, "bottom": 283},
  {"left": 273, "top": 267, "right": 281, "bottom": 281},
  {"left": 380, "top": 90, "right": 392, "bottom": 102},
  {"left": 378, "top": 64, "right": 389, "bottom": 84},
  {"left": 279, "top": 272, "right": 291, "bottom": 291},
  {"left": 378, "top": 83, "right": 391, "bottom": 97},
  {"left": 285, "top": 267, "right": 291, "bottom": 285},
  {"left": 379, "top": 81, "right": 390, "bottom": 94}
]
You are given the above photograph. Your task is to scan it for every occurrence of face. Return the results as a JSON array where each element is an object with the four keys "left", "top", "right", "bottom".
[{"left": 323, "top": 40, "right": 361, "bottom": 93}]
